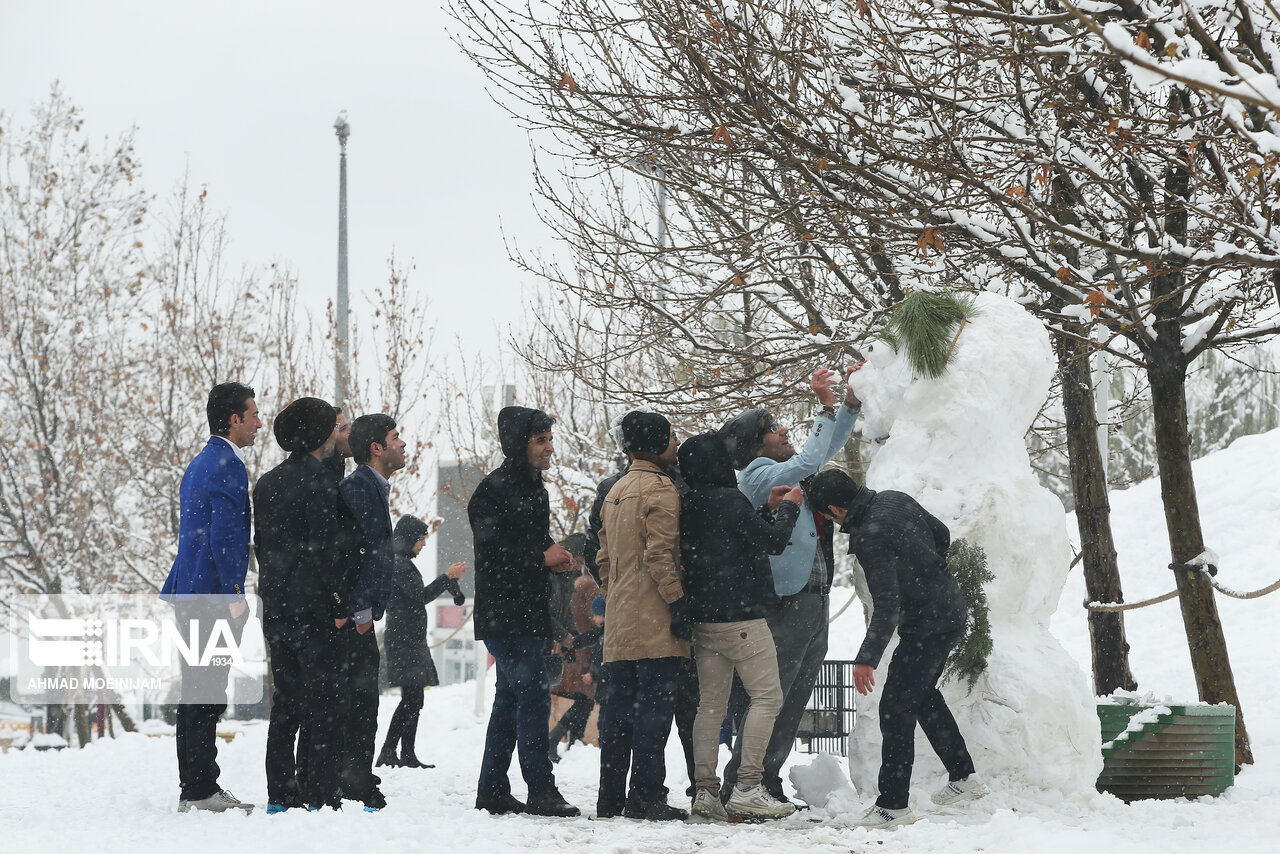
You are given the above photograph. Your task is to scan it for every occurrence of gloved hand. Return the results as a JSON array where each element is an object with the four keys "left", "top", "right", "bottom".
[
  {"left": 445, "top": 577, "right": 466, "bottom": 606},
  {"left": 669, "top": 597, "right": 694, "bottom": 642}
]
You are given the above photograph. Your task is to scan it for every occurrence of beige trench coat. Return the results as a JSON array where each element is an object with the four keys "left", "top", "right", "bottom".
[{"left": 597, "top": 460, "right": 689, "bottom": 662}]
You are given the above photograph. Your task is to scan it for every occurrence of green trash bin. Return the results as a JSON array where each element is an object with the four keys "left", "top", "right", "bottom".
[{"left": 1096, "top": 700, "right": 1235, "bottom": 802}]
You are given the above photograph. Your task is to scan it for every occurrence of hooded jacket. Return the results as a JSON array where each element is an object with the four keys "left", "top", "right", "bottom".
[
  {"left": 384, "top": 514, "right": 465, "bottom": 686},
  {"left": 678, "top": 434, "right": 802, "bottom": 623},
  {"left": 840, "top": 487, "right": 968, "bottom": 667},
  {"left": 468, "top": 407, "right": 557, "bottom": 640}
]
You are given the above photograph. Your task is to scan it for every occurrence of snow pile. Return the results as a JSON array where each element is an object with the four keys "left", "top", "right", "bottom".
[
  {"left": 789, "top": 752, "right": 859, "bottom": 814},
  {"left": 846, "top": 291, "right": 1101, "bottom": 800}
]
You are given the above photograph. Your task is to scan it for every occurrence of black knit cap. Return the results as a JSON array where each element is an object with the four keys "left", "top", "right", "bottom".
[
  {"left": 274, "top": 397, "right": 338, "bottom": 453},
  {"left": 621, "top": 410, "right": 671, "bottom": 456}
]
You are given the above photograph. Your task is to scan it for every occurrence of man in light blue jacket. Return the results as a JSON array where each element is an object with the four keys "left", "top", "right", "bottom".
[{"left": 716, "top": 367, "right": 861, "bottom": 803}]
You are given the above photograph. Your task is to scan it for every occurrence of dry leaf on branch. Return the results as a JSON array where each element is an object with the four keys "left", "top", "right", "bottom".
[{"left": 916, "top": 227, "right": 945, "bottom": 256}]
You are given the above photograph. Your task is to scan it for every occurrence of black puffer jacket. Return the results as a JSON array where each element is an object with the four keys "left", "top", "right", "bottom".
[
  {"left": 468, "top": 407, "right": 556, "bottom": 640},
  {"left": 841, "top": 488, "right": 968, "bottom": 667},
  {"left": 385, "top": 515, "right": 465, "bottom": 687},
  {"left": 678, "top": 433, "right": 801, "bottom": 623}
]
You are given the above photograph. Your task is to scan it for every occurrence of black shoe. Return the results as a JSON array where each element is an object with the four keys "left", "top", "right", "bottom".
[
  {"left": 595, "top": 801, "right": 625, "bottom": 819},
  {"left": 400, "top": 755, "right": 435, "bottom": 769},
  {"left": 525, "top": 788, "right": 581, "bottom": 817},
  {"left": 623, "top": 799, "right": 689, "bottom": 821},
  {"left": 375, "top": 753, "right": 402, "bottom": 768},
  {"left": 475, "top": 793, "right": 526, "bottom": 815},
  {"left": 363, "top": 788, "right": 387, "bottom": 811}
]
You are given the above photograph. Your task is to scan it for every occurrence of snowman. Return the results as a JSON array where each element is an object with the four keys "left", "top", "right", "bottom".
[{"left": 839, "top": 291, "right": 1102, "bottom": 803}]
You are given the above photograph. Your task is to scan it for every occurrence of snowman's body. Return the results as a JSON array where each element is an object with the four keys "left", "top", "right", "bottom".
[{"left": 843, "top": 292, "right": 1101, "bottom": 799}]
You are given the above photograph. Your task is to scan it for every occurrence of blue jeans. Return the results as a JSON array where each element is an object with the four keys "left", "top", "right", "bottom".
[
  {"left": 477, "top": 636, "right": 556, "bottom": 800},
  {"left": 597, "top": 657, "right": 682, "bottom": 809}
]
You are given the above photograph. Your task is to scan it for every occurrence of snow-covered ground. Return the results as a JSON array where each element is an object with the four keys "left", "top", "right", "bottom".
[{"left": 3, "top": 431, "right": 1278, "bottom": 853}]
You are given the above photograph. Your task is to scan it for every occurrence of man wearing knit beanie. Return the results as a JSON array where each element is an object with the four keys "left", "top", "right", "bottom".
[
  {"left": 584, "top": 408, "right": 700, "bottom": 804},
  {"left": 595, "top": 410, "right": 691, "bottom": 821},
  {"left": 254, "top": 396, "right": 362, "bottom": 812},
  {"left": 274, "top": 397, "right": 340, "bottom": 455}
]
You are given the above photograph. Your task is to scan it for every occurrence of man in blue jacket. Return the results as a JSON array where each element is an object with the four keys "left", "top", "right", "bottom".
[
  {"left": 338, "top": 413, "right": 405, "bottom": 810},
  {"left": 716, "top": 367, "right": 861, "bottom": 803},
  {"left": 160, "top": 382, "right": 261, "bottom": 814}
]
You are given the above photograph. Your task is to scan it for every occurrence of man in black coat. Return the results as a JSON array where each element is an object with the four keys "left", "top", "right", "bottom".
[
  {"left": 807, "top": 469, "right": 986, "bottom": 829},
  {"left": 378, "top": 514, "right": 467, "bottom": 769},
  {"left": 337, "top": 413, "right": 406, "bottom": 810},
  {"left": 678, "top": 433, "right": 802, "bottom": 821},
  {"left": 253, "top": 397, "right": 362, "bottom": 812},
  {"left": 468, "top": 405, "right": 579, "bottom": 817}
]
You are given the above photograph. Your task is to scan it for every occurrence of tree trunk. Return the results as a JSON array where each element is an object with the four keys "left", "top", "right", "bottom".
[
  {"left": 1148, "top": 357, "right": 1253, "bottom": 766},
  {"left": 1054, "top": 331, "right": 1137, "bottom": 695},
  {"left": 72, "top": 703, "right": 91, "bottom": 748},
  {"left": 1148, "top": 121, "right": 1251, "bottom": 767},
  {"left": 110, "top": 703, "right": 137, "bottom": 734}
]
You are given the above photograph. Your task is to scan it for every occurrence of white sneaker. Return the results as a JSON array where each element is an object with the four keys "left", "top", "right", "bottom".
[
  {"left": 178, "top": 789, "right": 254, "bottom": 814},
  {"left": 725, "top": 783, "right": 796, "bottom": 821},
  {"left": 931, "top": 774, "right": 989, "bottom": 806},
  {"left": 690, "top": 788, "right": 729, "bottom": 823},
  {"left": 852, "top": 804, "right": 916, "bottom": 829}
]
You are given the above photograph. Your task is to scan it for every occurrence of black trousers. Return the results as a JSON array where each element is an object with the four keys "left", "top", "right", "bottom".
[
  {"left": 552, "top": 693, "right": 593, "bottom": 743},
  {"left": 674, "top": 655, "right": 699, "bottom": 794},
  {"left": 382, "top": 685, "right": 425, "bottom": 759},
  {"left": 597, "top": 657, "right": 681, "bottom": 810},
  {"left": 341, "top": 624, "right": 381, "bottom": 798},
  {"left": 877, "top": 629, "right": 975, "bottom": 810},
  {"left": 264, "top": 615, "right": 350, "bottom": 807},
  {"left": 174, "top": 599, "right": 247, "bottom": 802}
]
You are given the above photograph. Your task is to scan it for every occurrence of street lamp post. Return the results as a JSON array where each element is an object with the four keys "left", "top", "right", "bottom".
[{"left": 334, "top": 111, "right": 351, "bottom": 406}]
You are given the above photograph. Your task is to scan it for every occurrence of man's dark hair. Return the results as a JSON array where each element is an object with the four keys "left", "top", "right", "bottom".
[
  {"left": 206, "top": 382, "right": 255, "bottom": 436},
  {"left": 350, "top": 413, "right": 398, "bottom": 464},
  {"left": 527, "top": 410, "right": 555, "bottom": 437},
  {"left": 807, "top": 468, "right": 862, "bottom": 515}
]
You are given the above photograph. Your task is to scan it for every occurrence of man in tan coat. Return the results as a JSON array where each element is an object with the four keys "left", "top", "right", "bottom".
[{"left": 595, "top": 410, "right": 690, "bottom": 821}]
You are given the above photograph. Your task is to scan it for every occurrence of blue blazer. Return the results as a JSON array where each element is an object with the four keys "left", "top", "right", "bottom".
[
  {"left": 160, "top": 437, "right": 251, "bottom": 598},
  {"left": 738, "top": 403, "right": 860, "bottom": 596},
  {"left": 341, "top": 465, "right": 395, "bottom": 621}
]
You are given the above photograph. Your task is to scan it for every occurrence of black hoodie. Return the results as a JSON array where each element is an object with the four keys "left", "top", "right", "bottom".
[
  {"left": 468, "top": 406, "right": 557, "bottom": 639},
  {"left": 678, "top": 433, "right": 801, "bottom": 623}
]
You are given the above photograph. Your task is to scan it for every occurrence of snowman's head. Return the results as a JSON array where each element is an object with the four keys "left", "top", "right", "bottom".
[{"left": 852, "top": 292, "right": 1053, "bottom": 449}]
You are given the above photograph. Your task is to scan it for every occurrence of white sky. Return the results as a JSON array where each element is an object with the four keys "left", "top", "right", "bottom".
[{"left": 1, "top": 0, "right": 552, "bottom": 365}]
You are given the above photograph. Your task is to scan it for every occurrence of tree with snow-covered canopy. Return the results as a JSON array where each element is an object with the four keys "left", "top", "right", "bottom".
[{"left": 450, "top": 0, "right": 1280, "bottom": 764}]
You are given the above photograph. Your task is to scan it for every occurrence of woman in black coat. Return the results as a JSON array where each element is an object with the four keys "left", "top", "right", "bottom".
[{"left": 377, "top": 514, "right": 467, "bottom": 768}]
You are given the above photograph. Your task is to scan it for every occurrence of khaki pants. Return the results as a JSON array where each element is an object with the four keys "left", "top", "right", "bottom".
[{"left": 691, "top": 619, "right": 782, "bottom": 792}]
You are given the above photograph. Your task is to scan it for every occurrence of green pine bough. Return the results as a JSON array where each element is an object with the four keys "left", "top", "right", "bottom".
[
  {"left": 944, "top": 538, "right": 994, "bottom": 689},
  {"left": 877, "top": 291, "right": 980, "bottom": 378}
]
